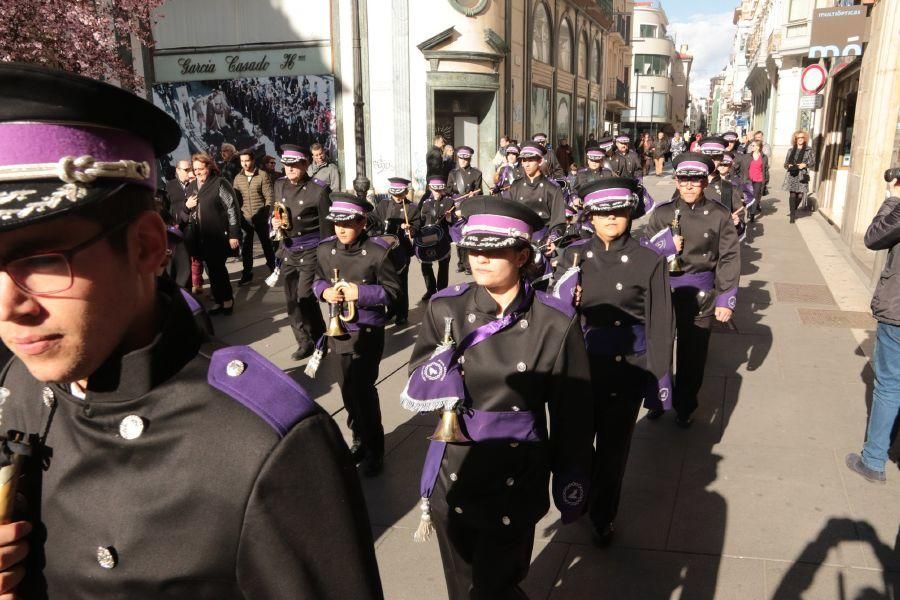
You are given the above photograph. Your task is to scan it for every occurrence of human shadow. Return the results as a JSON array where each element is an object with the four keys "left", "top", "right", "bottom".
[{"left": 770, "top": 518, "right": 898, "bottom": 599}]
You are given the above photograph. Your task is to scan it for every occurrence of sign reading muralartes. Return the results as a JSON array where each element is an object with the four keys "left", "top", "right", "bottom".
[
  {"left": 153, "top": 45, "right": 333, "bottom": 83},
  {"left": 809, "top": 6, "right": 870, "bottom": 59}
]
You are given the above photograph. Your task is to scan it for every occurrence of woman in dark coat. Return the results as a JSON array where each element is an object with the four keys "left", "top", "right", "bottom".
[
  {"left": 782, "top": 130, "right": 815, "bottom": 223},
  {"left": 185, "top": 152, "right": 241, "bottom": 313}
]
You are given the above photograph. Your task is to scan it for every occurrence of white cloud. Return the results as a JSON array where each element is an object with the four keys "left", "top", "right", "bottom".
[{"left": 669, "top": 11, "right": 736, "bottom": 100}]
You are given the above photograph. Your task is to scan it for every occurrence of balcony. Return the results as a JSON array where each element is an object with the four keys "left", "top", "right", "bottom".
[
  {"left": 571, "top": 0, "right": 614, "bottom": 29},
  {"left": 606, "top": 76, "right": 629, "bottom": 109}
]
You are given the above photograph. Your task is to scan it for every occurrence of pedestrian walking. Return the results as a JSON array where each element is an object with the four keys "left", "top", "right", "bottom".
[
  {"left": 232, "top": 150, "right": 276, "bottom": 285},
  {"left": 746, "top": 140, "right": 769, "bottom": 221},
  {"left": 402, "top": 196, "right": 594, "bottom": 600},
  {"left": 783, "top": 130, "right": 815, "bottom": 223},
  {"left": 653, "top": 131, "right": 670, "bottom": 176},
  {"left": 553, "top": 177, "right": 674, "bottom": 546},
  {"left": 670, "top": 132, "right": 686, "bottom": 162}
]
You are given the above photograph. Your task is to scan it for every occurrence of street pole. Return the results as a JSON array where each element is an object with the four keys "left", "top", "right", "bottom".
[
  {"left": 650, "top": 86, "right": 655, "bottom": 137},
  {"left": 351, "top": 0, "right": 370, "bottom": 199},
  {"left": 633, "top": 72, "right": 640, "bottom": 139}
]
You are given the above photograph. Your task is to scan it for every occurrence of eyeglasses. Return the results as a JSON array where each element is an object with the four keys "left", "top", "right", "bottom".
[{"left": 0, "top": 222, "right": 130, "bottom": 295}]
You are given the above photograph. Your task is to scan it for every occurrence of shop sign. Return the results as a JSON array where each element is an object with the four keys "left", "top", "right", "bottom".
[
  {"left": 153, "top": 45, "right": 332, "bottom": 83},
  {"left": 809, "top": 6, "right": 870, "bottom": 59}
]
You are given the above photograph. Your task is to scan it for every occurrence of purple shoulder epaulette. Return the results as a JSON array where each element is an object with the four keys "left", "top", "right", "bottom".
[
  {"left": 208, "top": 346, "right": 318, "bottom": 437},
  {"left": 535, "top": 290, "right": 576, "bottom": 318},
  {"left": 311, "top": 177, "right": 329, "bottom": 188},
  {"left": 179, "top": 288, "right": 203, "bottom": 315},
  {"left": 432, "top": 282, "right": 471, "bottom": 300},
  {"left": 369, "top": 236, "right": 392, "bottom": 250}
]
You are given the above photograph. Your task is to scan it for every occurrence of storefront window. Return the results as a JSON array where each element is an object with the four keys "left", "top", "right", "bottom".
[
  {"left": 532, "top": 4, "right": 552, "bottom": 64},
  {"left": 633, "top": 54, "right": 669, "bottom": 77},
  {"left": 559, "top": 19, "right": 573, "bottom": 72}
]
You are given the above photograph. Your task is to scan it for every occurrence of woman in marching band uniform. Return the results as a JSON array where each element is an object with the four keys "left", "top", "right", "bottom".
[
  {"left": 402, "top": 196, "right": 594, "bottom": 600},
  {"left": 553, "top": 177, "right": 674, "bottom": 546}
]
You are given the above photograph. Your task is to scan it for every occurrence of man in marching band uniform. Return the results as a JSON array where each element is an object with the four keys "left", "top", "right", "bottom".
[
  {"left": 554, "top": 178, "right": 674, "bottom": 546},
  {"left": 449, "top": 147, "right": 484, "bottom": 274},
  {"left": 371, "top": 177, "right": 419, "bottom": 326},
  {"left": 506, "top": 143, "right": 567, "bottom": 241},
  {"left": 574, "top": 146, "right": 615, "bottom": 189},
  {"left": 418, "top": 175, "right": 454, "bottom": 301},
  {"left": 492, "top": 143, "right": 522, "bottom": 196},
  {"left": 311, "top": 194, "right": 401, "bottom": 477},
  {"left": 644, "top": 153, "right": 740, "bottom": 428},
  {"left": 607, "top": 134, "right": 643, "bottom": 180},
  {"left": 532, "top": 133, "right": 565, "bottom": 178},
  {"left": 402, "top": 196, "right": 593, "bottom": 599},
  {"left": 271, "top": 144, "right": 333, "bottom": 360}
]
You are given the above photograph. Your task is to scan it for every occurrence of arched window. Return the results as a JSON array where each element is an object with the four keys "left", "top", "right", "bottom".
[
  {"left": 532, "top": 4, "right": 552, "bottom": 64},
  {"left": 577, "top": 31, "right": 589, "bottom": 78},
  {"left": 591, "top": 39, "right": 601, "bottom": 82},
  {"left": 558, "top": 18, "right": 573, "bottom": 72}
]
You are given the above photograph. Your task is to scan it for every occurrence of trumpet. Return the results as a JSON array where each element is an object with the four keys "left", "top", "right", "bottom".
[
  {"left": 325, "top": 268, "right": 358, "bottom": 337},
  {"left": 272, "top": 202, "right": 292, "bottom": 241},
  {"left": 669, "top": 209, "right": 685, "bottom": 275}
]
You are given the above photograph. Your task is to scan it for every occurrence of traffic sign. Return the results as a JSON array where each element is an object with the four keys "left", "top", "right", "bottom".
[
  {"left": 799, "top": 94, "right": 824, "bottom": 110},
  {"left": 801, "top": 64, "right": 827, "bottom": 94}
]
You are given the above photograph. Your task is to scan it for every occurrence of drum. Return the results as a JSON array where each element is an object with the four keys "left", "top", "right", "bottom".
[{"left": 414, "top": 224, "right": 452, "bottom": 264}]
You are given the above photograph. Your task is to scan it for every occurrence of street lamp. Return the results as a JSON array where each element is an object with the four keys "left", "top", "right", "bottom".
[
  {"left": 650, "top": 86, "right": 655, "bottom": 137},
  {"left": 351, "top": 0, "right": 370, "bottom": 199}
]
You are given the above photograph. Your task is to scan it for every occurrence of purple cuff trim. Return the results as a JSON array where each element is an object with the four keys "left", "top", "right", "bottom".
[
  {"left": 644, "top": 372, "right": 673, "bottom": 411},
  {"left": 553, "top": 471, "right": 589, "bottom": 524},
  {"left": 313, "top": 279, "right": 329, "bottom": 300},
  {"left": 0, "top": 122, "right": 156, "bottom": 188},
  {"left": 356, "top": 284, "right": 389, "bottom": 308},
  {"left": 716, "top": 286, "right": 738, "bottom": 310}
]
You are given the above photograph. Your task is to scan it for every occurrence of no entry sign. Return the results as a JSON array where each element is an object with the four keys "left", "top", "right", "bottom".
[{"left": 801, "top": 64, "right": 827, "bottom": 94}]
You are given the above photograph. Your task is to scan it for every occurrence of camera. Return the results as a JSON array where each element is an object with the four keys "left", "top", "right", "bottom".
[{"left": 885, "top": 167, "right": 900, "bottom": 183}]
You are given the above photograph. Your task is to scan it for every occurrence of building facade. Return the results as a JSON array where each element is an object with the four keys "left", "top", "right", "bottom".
[{"left": 148, "top": 0, "right": 633, "bottom": 194}]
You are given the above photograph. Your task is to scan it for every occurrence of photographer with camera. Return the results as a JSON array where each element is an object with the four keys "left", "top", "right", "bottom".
[{"left": 846, "top": 168, "right": 900, "bottom": 484}]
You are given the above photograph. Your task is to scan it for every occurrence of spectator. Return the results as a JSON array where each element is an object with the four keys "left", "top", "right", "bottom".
[
  {"left": 185, "top": 153, "right": 241, "bottom": 315},
  {"left": 555, "top": 136, "right": 574, "bottom": 174},
  {"left": 491, "top": 135, "right": 511, "bottom": 171},
  {"left": 746, "top": 140, "right": 769, "bottom": 221},
  {"left": 752, "top": 130, "right": 772, "bottom": 158},
  {"left": 442, "top": 143, "right": 456, "bottom": 178},
  {"left": 670, "top": 131, "right": 686, "bottom": 162},
  {"left": 261, "top": 154, "right": 282, "bottom": 178},
  {"left": 846, "top": 174, "right": 900, "bottom": 484},
  {"left": 232, "top": 150, "right": 276, "bottom": 285},
  {"left": 308, "top": 142, "right": 341, "bottom": 191},
  {"left": 640, "top": 133, "right": 654, "bottom": 176},
  {"left": 219, "top": 143, "right": 241, "bottom": 182},
  {"left": 426, "top": 134, "right": 446, "bottom": 179},
  {"left": 653, "top": 131, "right": 670, "bottom": 176},
  {"left": 782, "top": 129, "right": 815, "bottom": 223},
  {"left": 166, "top": 159, "right": 205, "bottom": 294},
  {"left": 689, "top": 132, "right": 703, "bottom": 152}
]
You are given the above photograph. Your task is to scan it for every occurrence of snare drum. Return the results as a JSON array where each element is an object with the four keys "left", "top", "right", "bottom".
[{"left": 414, "top": 224, "right": 451, "bottom": 264}]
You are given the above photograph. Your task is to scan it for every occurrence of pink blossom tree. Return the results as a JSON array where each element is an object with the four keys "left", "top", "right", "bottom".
[{"left": 0, "top": 0, "right": 165, "bottom": 90}]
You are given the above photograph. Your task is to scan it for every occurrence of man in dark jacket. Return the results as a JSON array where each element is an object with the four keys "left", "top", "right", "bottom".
[
  {"left": 426, "top": 135, "right": 446, "bottom": 180},
  {"left": 846, "top": 174, "right": 900, "bottom": 484}
]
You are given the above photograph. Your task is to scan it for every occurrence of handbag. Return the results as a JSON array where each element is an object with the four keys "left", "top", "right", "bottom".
[{"left": 800, "top": 170, "right": 810, "bottom": 184}]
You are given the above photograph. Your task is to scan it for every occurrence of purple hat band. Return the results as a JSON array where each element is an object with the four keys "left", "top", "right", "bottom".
[
  {"left": 281, "top": 150, "right": 308, "bottom": 162},
  {"left": 615, "top": 136, "right": 630, "bottom": 143},
  {"left": 0, "top": 122, "right": 156, "bottom": 189},
  {"left": 533, "top": 136, "right": 547, "bottom": 142},
  {"left": 586, "top": 150, "right": 605, "bottom": 160},
  {"left": 428, "top": 178, "right": 446, "bottom": 187},
  {"left": 721, "top": 156, "right": 734, "bottom": 165},
  {"left": 520, "top": 145, "right": 543, "bottom": 157},
  {"left": 700, "top": 142, "right": 726, "bottom": 153},
  {"left": 676, "top": 160, "right": 710, "bottom": 175},
  {"left": 506, "top": 146, "right": 520, "bottom": 154},
  {"left": 457, "top": 151, "right": 473, "bottom": 158},
  {"left": 584, "top": 187, "right": 633, "bottom": 206},
  {"left": 330, "top": 200, "right": 364, "bottom": 215},
  {"left": 463, "top": 214, "right": 533, "bottom": 239}
]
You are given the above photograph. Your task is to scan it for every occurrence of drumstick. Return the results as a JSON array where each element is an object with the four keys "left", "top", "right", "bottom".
[{"left": 401, "top": 201, "right": 413, "bottom": 241}]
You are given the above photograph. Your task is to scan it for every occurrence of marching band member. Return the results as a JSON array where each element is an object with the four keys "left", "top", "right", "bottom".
[
  {"left": 449, "top": 147, "right": 484, "bottom": 273},
  {"left": 608, "top": 134, "right": 643, "bottom": 179},
  {"left": 311, "top": 193, "right": 401, "bottom": 476},
  {"left": 507, "top": 143, "right": 567, "bottom": 240},
  {"left": 644, "top": 153, "right": 740, "bottom": 428},
  {"left": 401, "top": 196, "right": 593, "bottom": 599},
  {"left": 418, "top": 175, "right": 454, "bottom": 301},
  {"left": 532, "top": 133, "right": 565, "bottom": 178},
  {"left": 574, "top": 146, "right": 615, "bottom": 189},
  {"left": 492, "top": 144, "right": 522, "bottom": 195},
  {"left": 372, "top": 177, "right": 419, "bottom": 326},
  {"left": 270, "top": 144, "right": 333, "bottom": 360},
  {"left": 553, "top": 178, "right": 674, "bottom": 545}
]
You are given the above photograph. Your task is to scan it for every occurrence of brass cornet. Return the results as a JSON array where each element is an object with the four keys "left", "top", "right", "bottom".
[
  {"left": 669, "top": 209, "right": 685, "bottom": 275},
  {"left": 325, "top": 268, "right": 358, "bottom": 337},
  {"left": 272, "top": 202, "right": 292, "bottom": 241}
]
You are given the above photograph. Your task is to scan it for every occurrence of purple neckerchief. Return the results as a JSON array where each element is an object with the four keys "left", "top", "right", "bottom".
[
  {"left": 283, "top": 232, "right": 322, "bottom": 253},
  {"left": 584, "top": 323, "right": 646, "bottom": 356},
  {"left": 419, "top": 282, "right": 535, "bottom": 500},
  {"left": 670, "top": 271, "right": 738, "bottom": 310}
]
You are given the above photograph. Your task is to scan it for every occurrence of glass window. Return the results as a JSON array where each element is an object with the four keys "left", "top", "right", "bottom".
[
  {"left": 559, "top": 19, "right": 573, "bottom": 72},
  {"left": 639, "top": 24, "right": 657, "bottom": 39},
  {"left": 591, "top": 40, "right": 601, "bottom": 83},
  {"left": 789, "top": 0, "right": 810, "bottom": 21},
  {"left": 577, "top": 33, "right": 588, "bottom": 78},
  {"left": 633, "top": 54, "right": 669, "bottom": 77},
  {"left": 532, "top": 4, "right": 552, "bottom": 64},
  {"left": 531, "top": 86, "right": 551, "bottom": 138}
]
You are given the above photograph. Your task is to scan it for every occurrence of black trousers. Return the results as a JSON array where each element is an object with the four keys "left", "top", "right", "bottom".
[
  {"left": 788, "top": 192, "right": 803, "bottom": 220},
  {"left": 395, "top": 261, "right": 410, "bottom": 321},
  {"left": 457, "top": 247, "right": 471, "bottom": 273},
  {"left": 166, "top": 241, "right": 191, "bottom": 289},
  {"left": 588, "top": 358, "right": 645, "bottom": 528},
  {"left": 282, "top": 256, "right": 325, "bottom": 347},
  {"left": 672, "top": 289, "right": 713, "bottom": 419},
  {"left": 330, "top": 328, "right": 385, "bottom": 459},
  {"left": 751, "top": 181, "right": 765, "bottom": 216},
  {"left": 421, "top": 257, "right": 450, "bottom": 294},
  {"left": 433, "top": 513, "right": 534, "bottom": 600},
  {"left": 200, "top": 241, "right": 233, "bottom": 304},
  {"left": 240, "top": 209, "right": 276, "bottom": 275}
]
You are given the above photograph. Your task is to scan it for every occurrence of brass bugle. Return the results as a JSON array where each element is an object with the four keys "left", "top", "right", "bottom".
[
  {"left": 272, "top": 202, "right": 292, "bottom": 241},
  {"left": 428, "top": 407, "right": 468, "bottom": 443}
]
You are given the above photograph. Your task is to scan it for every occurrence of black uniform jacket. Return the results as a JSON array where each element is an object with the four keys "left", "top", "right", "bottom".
[
  {"left": 274, "top": 175, "right": 333, "bottom": 264},
  {"left": 646, "top": 195, "right": 741, "bottom": 314},
  {"left": 418, "top": 194, "right": 454, "bottom": 230},
  {"left": 574, "top": 166, "right": 615, "bottom": 190},
  {"left": 608, "top": 150, "right": 643, "bottom": 179},
  {"left": 409, "top": 283, "right": 594, "bottom": 530},
  {"left": 371, "top": 197, "right": 421, "bottom": 259},
  {"left": 448, "top": 166, "right": 484, "bottom": 196},
  {"left": 555, "top": 235, "right": 673, "bottom": 385},
  {"left": 313, "top": 233, "right": 401, "bottom": 353},
  {"left": 507, "top": 175, "right": 567, "bottom": 234},
  {"left": 3, "top": 279, "right": 383, "bottom": 599}
]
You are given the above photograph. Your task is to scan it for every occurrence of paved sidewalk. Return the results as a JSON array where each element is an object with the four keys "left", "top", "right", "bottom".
[{"left": 208, "top": 170, "right": 898, "bottom": 599}]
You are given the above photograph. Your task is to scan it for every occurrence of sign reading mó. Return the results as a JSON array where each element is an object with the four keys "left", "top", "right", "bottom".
[
  {"left": 809, "top": 6, "right": 870, "bottom": 59},
  {"left": 153, "top": 45, "right": 332, "bottom": 82}
]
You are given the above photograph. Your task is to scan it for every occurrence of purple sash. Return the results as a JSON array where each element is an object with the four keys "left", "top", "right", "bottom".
[
  {"left": 283, "top": 232, "right": 321, "bottom": 253},
  {"left": 669, "top": 270, "right": 715, "bottom": 292}
]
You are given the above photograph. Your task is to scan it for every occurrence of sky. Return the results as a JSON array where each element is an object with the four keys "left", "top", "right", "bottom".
[{"left": 663, "top": 0, "right": 739, "bottom": 100}]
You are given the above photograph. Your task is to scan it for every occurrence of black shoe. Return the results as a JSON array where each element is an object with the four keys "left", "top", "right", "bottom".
[
  {"left": 749, "top": 214, "right": 756, "bottom": 223},
  {"left": 464, "top": 267, "right": 472, "bottom": 276},
  {"left": 349, "top": 441, "right": 366, "bottom": 465},
  {"left": 421, "top": 291, "right": 434, "bottom": 303},
  {"left": 395, "top": 317, "right": 408, "bottom": 326},
  {"left": 591, "top": 522, "right": 615, "bottom": 547},
  {"left": 209, "top": 302, "right": 233, "bottom": 316},
  {"left": 645, "top": 409, "right": 665, "bottom": 421},
  {"left": 291, "top": 343, "right": 315, "bottom": 361},
  {"left": 456, "top": 265, "right": 466, "bottom": 273},
  {"left": 789, "top": 215, "right": 795, "bottom": 224},
  {"left": 845, "top": 453, "right": 886, "bottom": 484},
  {"left": 360, "top": 455, "right": 383, "bottom": 477},
  {"left": 238, "top": 274, "right": 253, "bottom": 287},
  {"left": 675, "top": 415, "right": 693, "bottom": 429}
]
